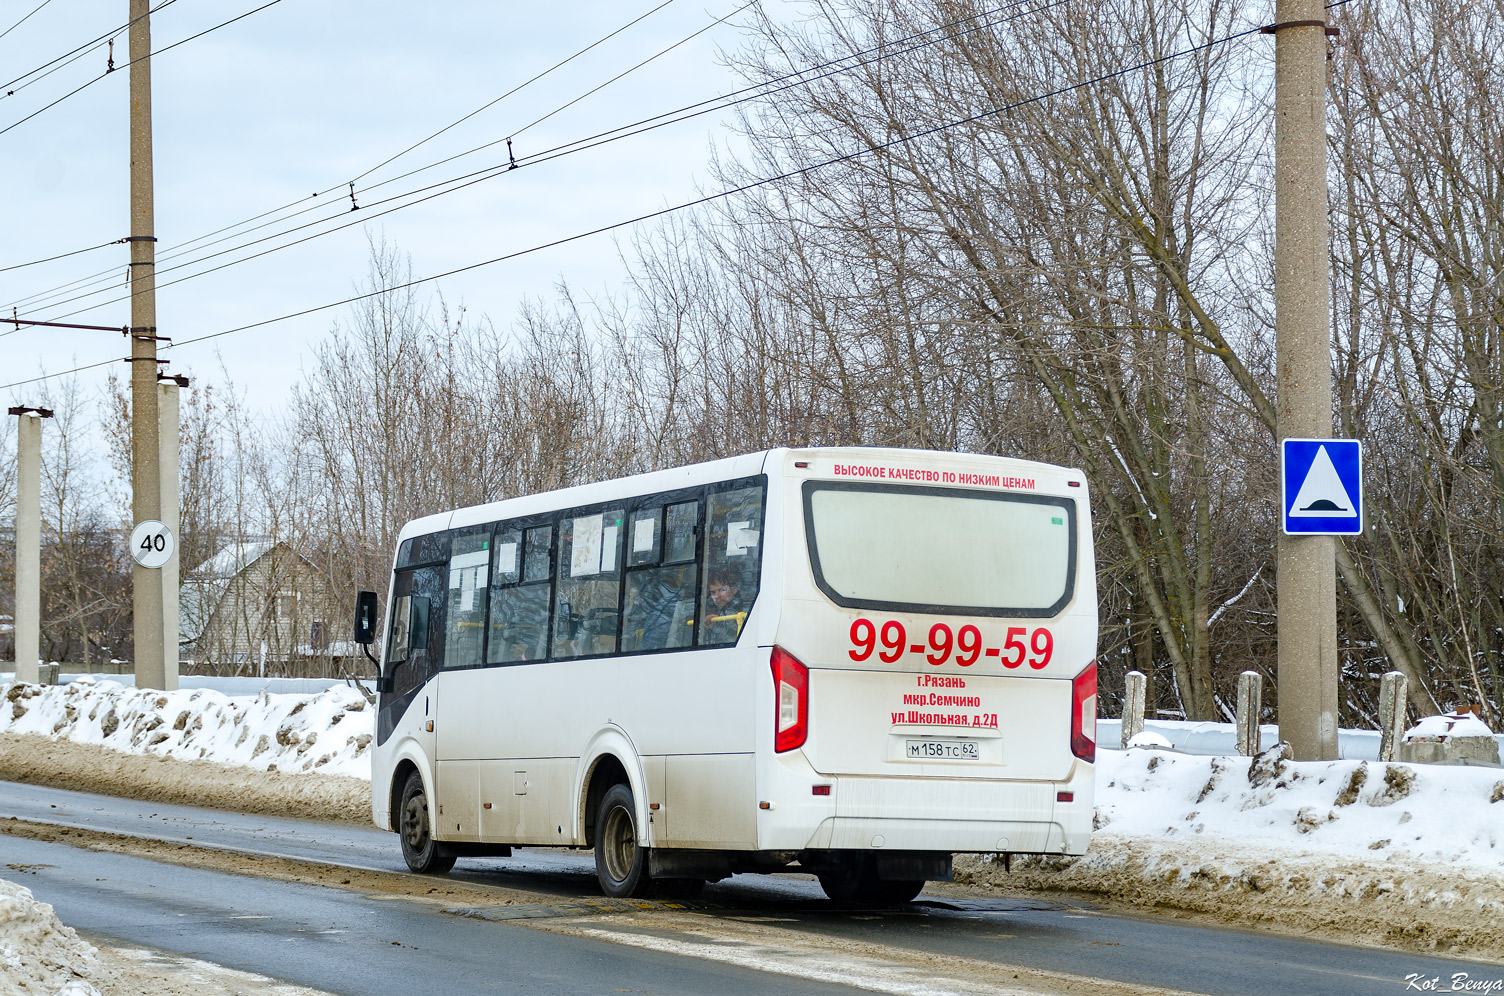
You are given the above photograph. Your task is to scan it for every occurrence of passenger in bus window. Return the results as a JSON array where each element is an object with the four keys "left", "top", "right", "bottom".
[{"left": 703, "top": 569, "right": 746, "bottom": 644}]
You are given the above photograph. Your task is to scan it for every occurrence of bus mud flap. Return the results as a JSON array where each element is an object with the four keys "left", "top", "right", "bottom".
[{"left": 874, "top": 852, "right": 952, "bottom": 882}]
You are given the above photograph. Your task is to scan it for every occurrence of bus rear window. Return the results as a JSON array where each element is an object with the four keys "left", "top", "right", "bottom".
[{"left": 803, "top": 482, "right": 1076, "bottom": 617}]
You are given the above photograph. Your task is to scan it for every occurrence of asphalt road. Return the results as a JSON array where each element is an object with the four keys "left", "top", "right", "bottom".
[
  {"left": 2, "top": 834, "right": 869, "bottom": 996},
  {"left": 1, "top": 780, "right": 1497, "bottom": 995}
]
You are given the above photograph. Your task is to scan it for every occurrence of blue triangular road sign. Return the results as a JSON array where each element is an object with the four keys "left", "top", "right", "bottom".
[{"left": 1283, "top": 439, "right": 1362, "bottom": 535}]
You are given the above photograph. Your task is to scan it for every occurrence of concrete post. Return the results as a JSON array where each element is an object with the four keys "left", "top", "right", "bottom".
[
  {"left": 129, "top": 0, "right": 166, "bottom": 690},
  {"left": 1121, "top": 670, "right": 1146, "bottom": 748},
  {"left": 1236, "top": 671, "right": 1263, "bottom": 756},
  {"left": 158, "top": 379, "right": 180, "bottom": 690},
  {"left": 1273, "top": 0, "right": 1340, "bottom": 761},
  {"left": 13, "top": 413, "right": 43, "bottom": 683},
  {"left": 1377, "top": 670, "right": 1407, "bottom": 762}
]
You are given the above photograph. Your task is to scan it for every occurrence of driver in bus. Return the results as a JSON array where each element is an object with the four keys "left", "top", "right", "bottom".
[{"left": 704, "top": 569, "right": 746, "bottom": 643}]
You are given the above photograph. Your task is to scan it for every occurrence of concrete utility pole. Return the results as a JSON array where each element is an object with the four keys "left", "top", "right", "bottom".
[
  {"left": 129, "top": 0, "right": 168, "bottom": 689},
  {"left": 10, "top": 407, "right": 52, "bottom": 683},
  {"left": 1272, "top": 0, "right": 1339, "bottom": 760},
  {"left": 158, "top": 376, "right": 185, "bottom": 690}
]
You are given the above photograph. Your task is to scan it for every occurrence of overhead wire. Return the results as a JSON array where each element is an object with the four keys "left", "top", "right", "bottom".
[
  {"left": 9, "top": 0, "right": 1054, "bottom": 321},
  {"left": 1, "top": 0, "right": 177, "bottom": 100},
  {"left": 350, "top": 0, "right": 681, "bottom": 186},
  {"left": 0, "top": 238, "right": 126, "bottom": 274},
  {"left": 0, "top": 0, "right": 277, "bottom": 140},
  {"left": 7, "top": 0, "right": 1037, "bottom": 317},
  {"left": 0, "top": 0, "right": 55, "bottom": 43},
  {"left": 4, "top": 0, "right": 694, "bottom": 313},
  {"left": 1, "top": 9, "right": 1290, "bottom": 391},
  {"left": 506, "top": 0, "right": 758, "bottom": 141}
]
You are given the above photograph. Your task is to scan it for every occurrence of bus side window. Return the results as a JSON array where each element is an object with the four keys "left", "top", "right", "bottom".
[
  {"left": 443, "top": 528, "right": 490, "bottom": 670},
  {"left": 621, "top": 501, "right": 699, "bottom": 653},
  {"left": 386, "top": 563, "right": 446, "bottom": 700},
  {"left": 397, "top": 531, "right": 451, "bottom": 568},
  {"left": 388, "top": 594, "right": 412, "bottom": 662},
  {"left": 699, "top": 485, "right": 764, "bottom": 647},
  {"left": 488, "top": 525, "right": 552, "bottom": 664},
  {"left": 554, "top": 509, "right": 625, "bottom": 659},
  {"left": 410, "top": 596, "right": 431, "bottom": 650},
  {"left": 628, "top": 508, "right": 662, "bottom": 567},
  {"left": 664, "top": 500, "right": 697, "bottom": 563}
]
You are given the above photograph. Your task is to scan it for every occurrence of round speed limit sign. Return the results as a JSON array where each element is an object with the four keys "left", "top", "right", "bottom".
[{"left": 130, "top": 520, "right": 175, "bottom": 569}]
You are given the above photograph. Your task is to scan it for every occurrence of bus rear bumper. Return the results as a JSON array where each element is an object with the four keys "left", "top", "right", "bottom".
[
  {"left": 801, "top": 816, "right": 1080, "bottom": 855},
  {"left": 758, "top": 764, "right": 1095, "bottom": 856}
]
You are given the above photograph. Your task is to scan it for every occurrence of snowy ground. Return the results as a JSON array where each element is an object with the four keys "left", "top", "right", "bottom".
[
  {"left": 2, "top": 675, "right": 1503, "bottom": 987},
  {"left": 1, "top": 676, "right": 373, "bottom": 779}
]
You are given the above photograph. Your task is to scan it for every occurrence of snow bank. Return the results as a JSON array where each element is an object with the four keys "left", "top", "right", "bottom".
[
  {"left": 959, "top": 744, "right": 1504, "bottom": 955},
  {"left": 1094, "top": 744, "right": 1504, "bottom": 870},
  {"left": 0, "top": 877, "right": 100, "bottom": 996},
  {"left": 0, "top": 679, "right": 373, "bottom": 779}
]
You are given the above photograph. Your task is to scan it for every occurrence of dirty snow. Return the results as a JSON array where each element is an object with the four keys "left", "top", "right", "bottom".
[
  {"left": 0, "top": 677, "right": 372, "bottom": 778},
  {"left": 958, "top": 742, "right": 1504, "bottom": 956},
  {"left": 0, "top": 877, "right": 100, "bottom": 996},
  {"left": 1095, "top": 743, "right": 1504, "bottom": 871}
]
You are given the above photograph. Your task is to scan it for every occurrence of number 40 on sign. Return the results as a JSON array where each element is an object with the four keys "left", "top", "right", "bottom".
[{"left": 129, "top": 519, "right": 175, "bottom": 569}]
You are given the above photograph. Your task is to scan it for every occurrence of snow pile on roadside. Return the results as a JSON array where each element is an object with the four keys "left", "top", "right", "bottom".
[
  {"left": 1, "top": 679, "right": 373, "bottom": 779},
  {"left": 1096, "top": 743, "right": 1504, "bottom": 870},
  {"left": 959, "top": 744, "right": 1504, "bottom": 955},
  {"left": 0, "top": 877, "right": 101, "bottom": 996}
]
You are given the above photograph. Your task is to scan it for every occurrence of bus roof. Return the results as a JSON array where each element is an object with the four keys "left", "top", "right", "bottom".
[{"left": 395, "top": 446, "right": 1085, "bottom": 544}]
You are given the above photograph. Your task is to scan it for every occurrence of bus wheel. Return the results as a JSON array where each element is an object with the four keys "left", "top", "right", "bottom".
[
  {"left": 595, "top": 783, "right": 652, "bottom": 898},
  {"left": 817, "top": 867, "right": 864, "bottom": 903},
  {"left": 399, "top": 771, "right": 456, "bottom": 875}
]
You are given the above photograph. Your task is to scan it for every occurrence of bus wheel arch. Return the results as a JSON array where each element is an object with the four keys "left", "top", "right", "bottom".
[
  {"left": 387, "top": 758, "right": 420, "bottom": 833},
  {"left": 582, "top": 752, "right": 631, "bottom": 847},
  {"left": 578, "top": 730, "right": 648, "bottom": 846}
]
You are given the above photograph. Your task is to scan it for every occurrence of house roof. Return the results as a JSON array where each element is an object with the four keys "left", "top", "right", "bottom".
[
  {"left": 192, "top": 540, "right": 276, "bottom": 579},
  {"left": 179, "top": 540, "right": 277, "bottom": 645}
]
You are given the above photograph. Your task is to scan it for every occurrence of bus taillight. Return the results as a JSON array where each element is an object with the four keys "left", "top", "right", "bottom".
[
  {"left": 1070, "top": 661, "right": 1097, "bottom": 763},
  {"left": 771, "top": 646, "right": 809, "bottom": 753}
]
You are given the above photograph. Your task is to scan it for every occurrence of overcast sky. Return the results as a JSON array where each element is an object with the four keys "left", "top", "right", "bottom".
[{"left": 1, "top": 0, "right": 782, "bottom": 413}]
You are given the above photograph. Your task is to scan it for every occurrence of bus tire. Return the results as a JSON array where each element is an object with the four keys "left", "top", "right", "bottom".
[
  {"left": 399, "top": 770, "right": 456, "bottom": 875},
  {"left": 818, "top": 856, "right": 923, "bottom": 905},
  {"left": 817, "top": 867, "right": 864, "bottom": 903},
  {"left": 595, "top": 783, "right": 653, "bottom": 898}
]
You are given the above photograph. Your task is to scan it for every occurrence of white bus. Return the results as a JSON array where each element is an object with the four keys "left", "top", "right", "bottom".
[{"left": 354, "top": 447, "right": 1097, "bottom": 902}]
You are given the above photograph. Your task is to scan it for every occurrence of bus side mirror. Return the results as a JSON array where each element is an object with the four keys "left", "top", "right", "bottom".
[{"left": 354, "top": 590, "right": 378, "bottom": 645}]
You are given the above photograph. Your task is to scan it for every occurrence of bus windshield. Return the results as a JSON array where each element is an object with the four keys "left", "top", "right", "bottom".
[{"left": 803, "top": 482, "right": 1076, "bottom": 617}]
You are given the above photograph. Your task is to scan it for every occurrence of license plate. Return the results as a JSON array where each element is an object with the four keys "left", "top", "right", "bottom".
[{"left": 905, "top": 739, "right": 979, "bottom": 760}]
